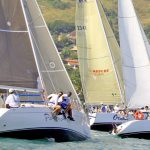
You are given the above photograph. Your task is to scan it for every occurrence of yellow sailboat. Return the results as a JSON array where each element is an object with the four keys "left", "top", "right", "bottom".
[{"left": 76, "top": 0, "right": 133, "bottom": 131}]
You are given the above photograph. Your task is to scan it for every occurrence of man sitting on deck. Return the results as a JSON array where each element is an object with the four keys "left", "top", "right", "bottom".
[
  {"left": 5, "top": 89, "right": 20, "bottom": 108},
  {"left": 52, "top": 92, "right": 75, "bottom": 121},
  {"left": 47, "top": 91, "right": 63, "bottom": 109}
]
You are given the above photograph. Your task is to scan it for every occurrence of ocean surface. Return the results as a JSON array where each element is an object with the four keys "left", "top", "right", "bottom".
[{"left": 0, "top": 130, "right": 150, "bottom": 150}]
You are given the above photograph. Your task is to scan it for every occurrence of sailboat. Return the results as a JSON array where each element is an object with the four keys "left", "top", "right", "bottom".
[
  {"left": 113, "top": 0, "right": 150, "bottom": 139},
  {"left": 0, "top": 0, "right": 90, "bottom": 142},
  {"left": 76, "top": 0, "right": 134, "bottom": 131}
]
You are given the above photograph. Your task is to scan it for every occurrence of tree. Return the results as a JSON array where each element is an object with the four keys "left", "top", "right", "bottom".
[
  {"left": 48, "top": 20, "right": 75, "bottom": 35},
  {"left": 61, "top": 49, "right": 71, "bottom": 59},
  {"left": 145, "top": 26, "right": 150, "bottom": 42},
  {"left": 50, "top": 0, "right": 71, "bottom": 10}
]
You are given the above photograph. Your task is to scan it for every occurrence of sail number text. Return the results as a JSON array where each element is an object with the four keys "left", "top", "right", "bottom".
[{"left": 77, "top": 25, "right": 86, "bottom": 31}]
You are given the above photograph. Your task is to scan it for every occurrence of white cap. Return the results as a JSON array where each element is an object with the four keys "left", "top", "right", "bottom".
[{"left": 9, "top": 88, "right": 15, "bottom": 93}]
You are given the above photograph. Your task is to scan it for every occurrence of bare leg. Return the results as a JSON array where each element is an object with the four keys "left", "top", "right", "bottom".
[{"left": 53, "top": 105, "right": 61, "bottom": 115}]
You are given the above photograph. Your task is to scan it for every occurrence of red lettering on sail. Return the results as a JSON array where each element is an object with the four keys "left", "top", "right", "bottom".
[{"left": 91, "top": 69, "right": 110, "bottom": 75}]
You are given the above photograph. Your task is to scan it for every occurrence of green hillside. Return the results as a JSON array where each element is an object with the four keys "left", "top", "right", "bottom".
[
  {"left": 37, "top": 0, "right": 150, "bottom": 40},
  {"left": 37, "top": 0, "right": 150, "bottom": 24},
  {"left": 37, "top": 0, "right": 75, "bottom": 23}
]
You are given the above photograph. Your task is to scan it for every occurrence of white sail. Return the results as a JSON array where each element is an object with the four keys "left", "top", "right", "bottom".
[
  {"left": 118, "top": 0, "right": 150, "bottom": 108},
  {"left": 76, "top": 0, "right": 123, "bottom": 105}
]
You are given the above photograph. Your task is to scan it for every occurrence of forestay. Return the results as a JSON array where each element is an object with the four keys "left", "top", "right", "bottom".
[
  {"left": 118, "top": 0, "right": 150, "bottom": 108},
  {"left": 76, "top": 0, "right": 123, "bottom": 105}
]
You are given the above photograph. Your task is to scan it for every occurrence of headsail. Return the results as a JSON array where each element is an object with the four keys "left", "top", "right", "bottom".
[
  {"left": 138, "top": 18, "right": 150, "bottom": 57},
  {"left": 76, "top": 0, "right": 123, "bottom": 105},
  {"left": 118, "top": 0, "right": 150, "bottom": 108},
  {"left": 0, "top": 0, "right": 38, "bottom": 90},
  {"left": 21, "top": 0, "right": 79, "bottom": 100}
]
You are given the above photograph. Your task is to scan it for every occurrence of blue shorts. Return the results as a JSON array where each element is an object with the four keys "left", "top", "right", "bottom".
[{"left": 61, "top": 103, "right": 68, "bottom": 109}]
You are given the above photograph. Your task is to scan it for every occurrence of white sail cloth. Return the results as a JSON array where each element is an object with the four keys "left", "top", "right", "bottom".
[
  {"left": 118, "top": 0, "right": 150, "bottom": 108},
  {"left": 76, "top": 0, "right": 123, "bottom": 105}
]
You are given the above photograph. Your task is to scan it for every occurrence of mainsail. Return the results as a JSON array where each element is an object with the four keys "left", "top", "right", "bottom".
[
  {"left": 0, "top": 0, "right": 79, "bottom": 101},
  {"left": 118, "top": 0, "right": 150, "bottom": 108},
  {"left": 0, "top": 0, "right": 38, "bottom": 90},
  {"left": 76, "top": 0, "right": 123, "bottom": 105}
]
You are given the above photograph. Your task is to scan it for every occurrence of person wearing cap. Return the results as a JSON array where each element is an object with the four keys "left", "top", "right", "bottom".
[
  {"left": 101, "top": 103, "right": 107, "bottom": 113},
  {"left": 114, "top": 104, "right": 120, "bottom": 113},
  {"left": 5, "top": 89, "right": 20, "bottom": 108}
]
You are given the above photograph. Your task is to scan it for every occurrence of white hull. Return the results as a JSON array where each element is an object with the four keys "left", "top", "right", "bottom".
[
  {"left": 0, "top": 107, "right": 90, "bottom": 142},
  {"left": 114, "top": 119, "right": 150, "bottom": 139},
  {"left": 89, "top": 112, "right": 134, "bottom": 131}
]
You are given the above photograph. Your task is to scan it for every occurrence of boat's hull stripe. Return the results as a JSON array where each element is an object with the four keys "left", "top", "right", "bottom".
[
  {"left": 0, "top": 127, "right": 88, "bottom": 142},
  {"left": 91, "top": 123, "right": 121, "bottom": 131},
  {"left": 118, "top": 131, "right": 150, "bottom": 139}
]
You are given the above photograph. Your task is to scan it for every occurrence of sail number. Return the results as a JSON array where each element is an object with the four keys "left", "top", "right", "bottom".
[{"left": 77, "top": 25, "right": 86, "bottom": 31}]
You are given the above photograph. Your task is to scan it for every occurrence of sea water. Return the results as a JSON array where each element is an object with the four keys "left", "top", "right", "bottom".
[{"left": 0, "top": 130, "right": 149, "bottom": 150}]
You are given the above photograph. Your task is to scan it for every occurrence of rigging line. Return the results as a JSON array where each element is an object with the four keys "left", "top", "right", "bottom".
[{"left": 0, "top": 29, "right": 28, "bottom": 32}]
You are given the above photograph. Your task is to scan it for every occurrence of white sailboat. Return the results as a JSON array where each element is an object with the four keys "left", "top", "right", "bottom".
[
  {"left": 0, "top": 0, "right": 90, "bottom": 142},
  {"left": 114, "top": 0, "right": 150, "bottom": 139},
  {"left": 76, "top": 0, "right": 134, "bottom": 131}
]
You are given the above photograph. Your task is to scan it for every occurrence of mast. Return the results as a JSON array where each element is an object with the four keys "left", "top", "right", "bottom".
[{"left": 20, "top": 0, "right": 45, "bottom": 91}]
